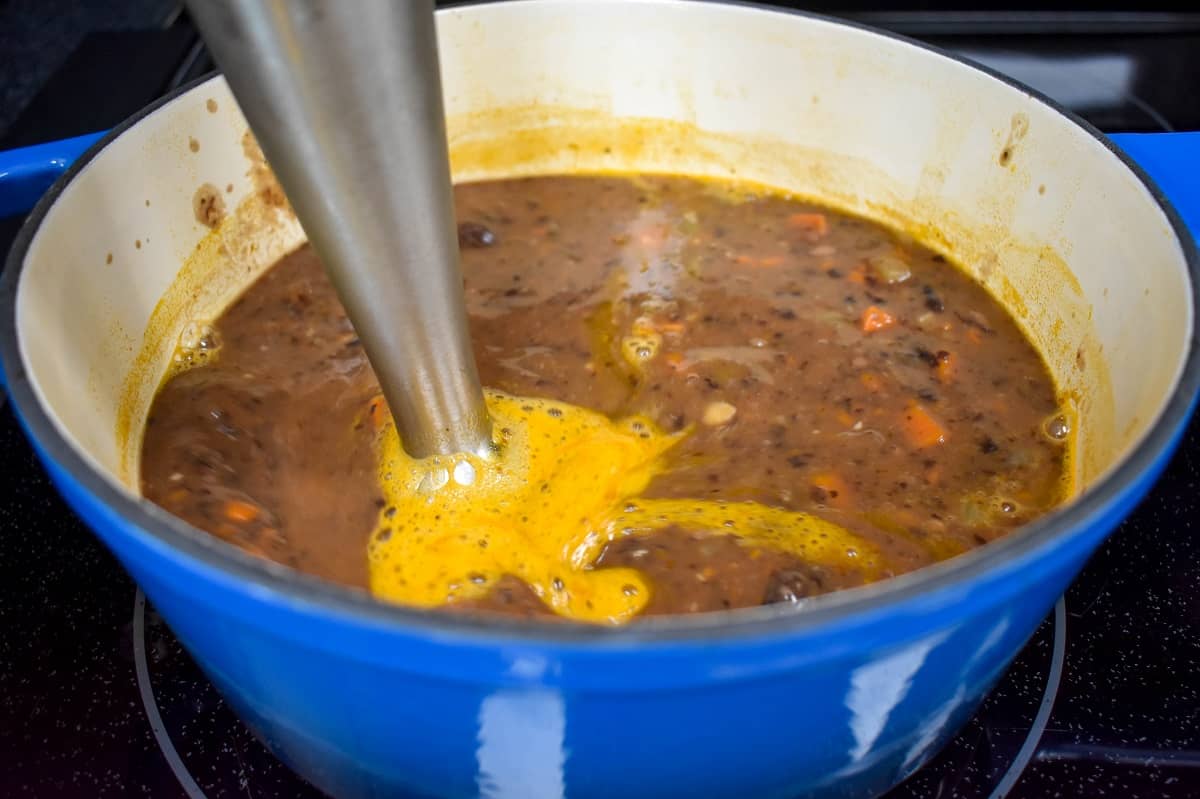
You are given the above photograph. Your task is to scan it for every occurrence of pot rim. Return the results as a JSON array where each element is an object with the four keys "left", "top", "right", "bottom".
[{"left": 2, "top": 0, "right": 1197, "bottom": 647}]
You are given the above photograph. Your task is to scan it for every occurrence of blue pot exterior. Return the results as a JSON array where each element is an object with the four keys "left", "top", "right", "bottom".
[{"left": 34, "top": 424, "right": 1181, "bottom": 799}]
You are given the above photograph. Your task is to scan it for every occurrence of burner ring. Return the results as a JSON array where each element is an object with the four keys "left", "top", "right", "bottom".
[
  {"left": 133, "top": 589, "right": 207, "bottom": 799},
  {"left": 987, "top": 597, "right": 1067, "bottom": 799}
]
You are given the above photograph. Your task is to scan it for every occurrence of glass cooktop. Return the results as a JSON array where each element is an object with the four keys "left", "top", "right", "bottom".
[{"left": 1, "top": 5, "right": 1198, "bottom": 797}]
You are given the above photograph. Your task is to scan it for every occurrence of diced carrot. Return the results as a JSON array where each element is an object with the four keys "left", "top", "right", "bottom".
[
  {"left": 735, "top": 254, "right": 785, "bottom": 268},
  {"left": 935, "top": 351, "right": 956, "bottom": 383},
  {"left": 664, "top": 352, "right": 685, "bottom": 370},
  {"left": 811, "top": 472, "right": 851, "bottom": 508},
  {"left": 902, "top": 403, "right": 947, "bottom": 449},
  {"left": 223, "top": 499, "right": 260, "bottom": 523},
  {"left": 860, "top": 305, "right": 896, "bottom": 333},
  {"left": 657, "top": 321, "right": 686, "bottom": 334},
  {"left": 367, "top": 396, "right": 389, "bottom": 429},
  {"left": 859, "top": 371, "right": 884, "bottom": 393},
  {"left": 847, "top": 263, "right": 869, "bottom": 285},
  {"left": 836, "top": 410, "right": 856, "bottom": 428},
  {"left": 788, "top": 212, "right": 829, "bottom": 237}
]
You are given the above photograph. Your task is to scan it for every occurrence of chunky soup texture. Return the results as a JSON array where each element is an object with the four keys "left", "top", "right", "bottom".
[{"left": 141, "top": 175, "right": 1069, "bottom": 622}]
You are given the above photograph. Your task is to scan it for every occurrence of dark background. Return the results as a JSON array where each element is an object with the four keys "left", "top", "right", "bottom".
[{"left": 3, "top": 1, "right": 1199, "bottom": 147}]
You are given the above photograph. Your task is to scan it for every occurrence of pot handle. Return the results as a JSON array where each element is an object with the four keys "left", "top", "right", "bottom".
[
  {"left": 0, "top": 132, "right": 105, "bottom": 392},
  {"left": 1108, "top": 132, "right": 1200, "bottom": 242},
  {"left": 0, "top": 131, "right": 105, "bottom": 219}
]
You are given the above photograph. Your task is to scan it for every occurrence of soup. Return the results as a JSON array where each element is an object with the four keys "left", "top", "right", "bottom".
[{"left": 140, "top": 174, "right": 1069, "bottom": 623}]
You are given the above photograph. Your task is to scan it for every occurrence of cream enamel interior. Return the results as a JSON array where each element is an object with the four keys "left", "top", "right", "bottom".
[{"left": 14, "top": 1, "right": 1191, "bottom": 520}]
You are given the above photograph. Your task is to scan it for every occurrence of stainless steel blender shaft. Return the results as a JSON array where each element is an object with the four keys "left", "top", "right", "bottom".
[{"left": 186, "top": 0, "right": 493, "bottom": 458}]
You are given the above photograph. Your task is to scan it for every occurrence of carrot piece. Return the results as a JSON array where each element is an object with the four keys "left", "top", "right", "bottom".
[
  {"left": 902, "top": 403, "right": 947, "bottom": 449},
  {"left": 836, "top": 410, "right": 856, "bottom": 428},
  {"left": 847, "top": 263, "right": 869, "bottom": 284},
  {"left": 811, "top": 472, "right": 851, "bottom": 508},
  {"left": 657, "top": 321, "right": 686, "bottom": 334},
  {"left": 223, "top": 499, "right": 261, "bottom": 523},
  {"left": 935, "top": 351, "right": 956, "bottom": 383},
  {"left": 860, "top": 305, "right": 896, "bottom": 333},
  {"left": 788, "top": 212, "right": 829, "bottom": 237},
  {"left": 367, "top": 396, "right": 389, "bottom": 429},
  {"left": 735, "top": 254, "right": 784, "bottom": 268},
  {"left": 664, "top": 352, "right": 685, "bottom": 370},
  {"left": 859, "top": 371, "right": 884, "bottom": 392}
]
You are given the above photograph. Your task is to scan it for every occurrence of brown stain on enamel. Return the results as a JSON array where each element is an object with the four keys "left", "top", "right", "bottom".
[
  {"left": 193, "top": 183, "right": 226, "bottom": 228},
  {"left": 998, "top": 112, "right": 1030, "bottom": 169},
  {"left": 241, "top": 130, "right": 289, "bottom": 209}
]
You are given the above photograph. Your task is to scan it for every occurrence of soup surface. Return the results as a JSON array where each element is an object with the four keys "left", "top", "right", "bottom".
[{"left": 141, "top": 174, "right": 1069, "bottom": 623}]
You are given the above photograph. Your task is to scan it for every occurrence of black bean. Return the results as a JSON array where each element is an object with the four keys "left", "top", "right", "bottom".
[
  {"left": 457, "top": 221, "right": 496, "bottom": 248},
  {"left": 915, "top": 347, "right": 940, "bottom": 367},
  {"left": 763, "top": 567, "right": 825, "bottom": 605},
  {"left": 922, "top": 284, "right": 945, "bottom": 313}
]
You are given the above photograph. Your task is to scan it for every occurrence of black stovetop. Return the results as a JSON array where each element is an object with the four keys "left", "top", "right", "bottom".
[{"left": 2, "top": 8, "right": 1199, "bottom": 798}]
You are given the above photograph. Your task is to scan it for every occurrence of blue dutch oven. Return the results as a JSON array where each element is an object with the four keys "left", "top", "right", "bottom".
[{"left": 1, "top": 2, "right": 1198, "bottom": 797}]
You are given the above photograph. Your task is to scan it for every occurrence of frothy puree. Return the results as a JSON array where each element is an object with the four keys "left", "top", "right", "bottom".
[{"left": 368, "top": 390, "right": 880, "bottom": 624}]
